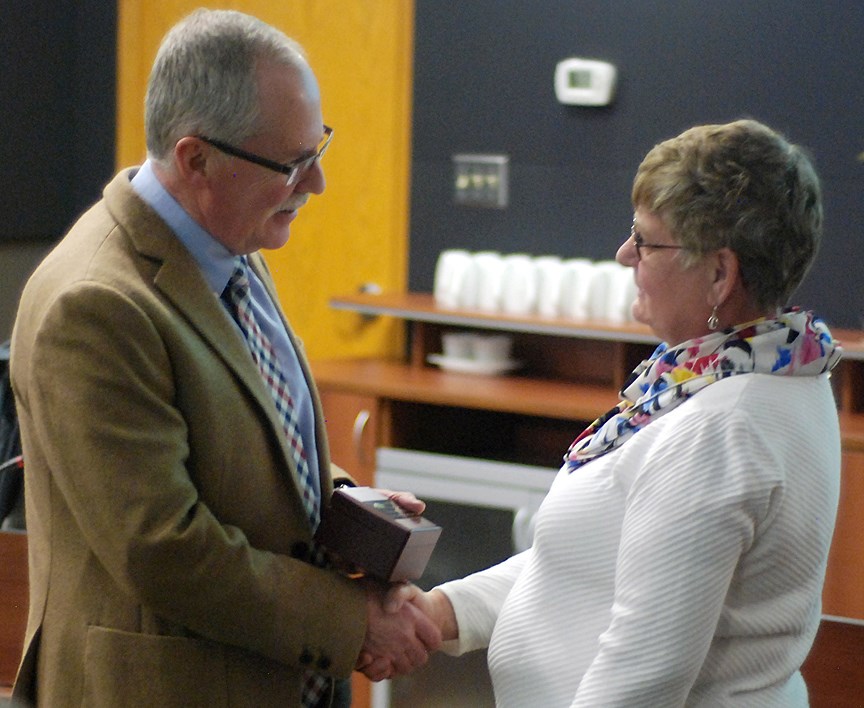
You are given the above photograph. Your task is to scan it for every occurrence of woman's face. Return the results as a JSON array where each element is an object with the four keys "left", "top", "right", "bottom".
[{"left": 616, "top": 207, "right": 715, "bottom": 345}]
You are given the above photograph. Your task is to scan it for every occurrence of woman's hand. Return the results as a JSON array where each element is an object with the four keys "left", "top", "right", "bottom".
[
  {"left": 355, "top": 581, "right": 441, "bottom": 681},
  {"left": 384, "top": 583, "right": 459, "bottom": 642},
  {"left": 355, "top": 583, "right": 458, "bottom": 679}
]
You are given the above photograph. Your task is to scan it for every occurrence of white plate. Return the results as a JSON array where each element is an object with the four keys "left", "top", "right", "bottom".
[{"left": 427, "top": 354, "right": 521, "bottom": 376}]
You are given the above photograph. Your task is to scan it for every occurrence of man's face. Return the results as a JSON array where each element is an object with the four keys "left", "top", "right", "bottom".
[{"left": 199, "top": 60, "right": 327, "bottom": 255}]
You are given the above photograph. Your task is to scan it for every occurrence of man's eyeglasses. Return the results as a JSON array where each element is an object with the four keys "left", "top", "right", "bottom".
[
  {"left": 197, "top": 125, "right": 333, "bottom": 187},
  {"left": 630, "top": 221, "right": 687, "bottom": 260}
]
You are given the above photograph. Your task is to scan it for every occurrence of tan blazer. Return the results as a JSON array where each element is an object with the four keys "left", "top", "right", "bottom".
[{"left": 9, "top": 169, "right": 365, "bottom": 707}]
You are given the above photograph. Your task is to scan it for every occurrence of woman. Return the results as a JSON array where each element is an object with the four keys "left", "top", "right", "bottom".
[{"left": 383, "top": 120, "right": 843, "bottom": 705}]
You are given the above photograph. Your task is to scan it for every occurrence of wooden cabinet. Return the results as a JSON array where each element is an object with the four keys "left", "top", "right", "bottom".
[
  {"left": 314, "top": 292, "right": 864, "bottom": 624},
  {"left": 319, "top": 390, "right": 381, "bottom": 487},
  {"left": 801, "top": 619, "right": 864, "bottom": 708},
  {"left": 315, "top": 293, "right": 659, "bottom": 467},
  {"left": 315, "top": 390, "right": 381, "bottom": 708},
  {"left": 0, "top": 531, "right": 28, "bottom": 695},
  {"left": 822, "top": 449, "right": 864, "bottom": 619}
]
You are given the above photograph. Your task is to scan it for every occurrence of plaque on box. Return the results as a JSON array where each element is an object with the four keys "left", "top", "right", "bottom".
[{"left": 315, "top": 486, "right": 441, "bottom": 582}]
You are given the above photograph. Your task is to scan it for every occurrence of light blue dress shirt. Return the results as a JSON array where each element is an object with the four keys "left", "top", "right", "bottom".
[{"left": 130, "top": 161, "right": 321, "bottom": 504}]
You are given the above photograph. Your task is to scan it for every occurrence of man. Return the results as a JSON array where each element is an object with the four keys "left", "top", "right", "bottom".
[{"left": 10, "top": 9, "right": 439, "bottom": 707}]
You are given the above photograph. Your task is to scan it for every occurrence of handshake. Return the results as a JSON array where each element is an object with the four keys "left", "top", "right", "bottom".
[
  {"left": 356, "top": 580, "right": 455, "bottom": 682},
  {"left": 352, "top": 490, "right": 457, "bottom": 682}
]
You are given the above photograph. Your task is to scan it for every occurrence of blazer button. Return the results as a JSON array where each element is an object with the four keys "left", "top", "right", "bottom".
[
  {"left": 299, "top": 647, "right": 314, "bottom": 666},
  {"left": 316, "top": 656, "right": 332, "bottom": 671},
  {"left": 291, "top": 541, "right": 310, "bottom": 560}
]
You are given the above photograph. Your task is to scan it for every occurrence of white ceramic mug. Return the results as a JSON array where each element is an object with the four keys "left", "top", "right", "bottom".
[
  {"left": 605, "top": 264, "right": 637, "bottom": 323},
  {"left": 587, "top": 260, "right": 624, "bottom": 321},
  {"left": 472, "top": 251, "right": 505, "bottom": 312},
  {"left": 500, "top": 254, "right": 538, "bottom": 315},
  {"left": 456, "top": 257, "right": 482, "bottom": 310},
  {"left": 434, "top": 249, "right": 473, "bottom": 309},
  {"left": 534, "top": 256, "right": 564, "bottom": 318},
  {"left": 441, "top": 331, "right": 476, "bottom": 359},
  {"left": 472, "top": 334, "right": 513, "bottom": 362},
  {"left": 558, "top": 258, "right": 594, "bottom": 320}
]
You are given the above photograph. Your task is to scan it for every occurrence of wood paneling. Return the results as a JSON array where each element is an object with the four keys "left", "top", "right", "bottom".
[{"left": 116, "top": 0, "right": 413, "bottom": 360}]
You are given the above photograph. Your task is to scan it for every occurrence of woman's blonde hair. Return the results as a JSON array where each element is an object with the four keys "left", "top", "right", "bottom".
[{"left": 632, "top": 119, "right": 822, "bottom": 309}]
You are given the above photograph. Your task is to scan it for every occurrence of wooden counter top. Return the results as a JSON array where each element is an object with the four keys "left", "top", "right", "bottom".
[
  {"left": 311, "top": 358, "right": 619, "bottom": 422},
  {"left": 330, "top": 292, "right": 660, "bottom": 344},
  {"left": 312, "top": 358, "right": 864, "bottom": 451},
  {"left": 331, "top": 292, "right": 864, "bottom": 359}
]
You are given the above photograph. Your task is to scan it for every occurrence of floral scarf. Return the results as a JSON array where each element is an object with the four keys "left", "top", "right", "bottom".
[{"left": 565, "top": 308, "right": 842, "bottom": 471}]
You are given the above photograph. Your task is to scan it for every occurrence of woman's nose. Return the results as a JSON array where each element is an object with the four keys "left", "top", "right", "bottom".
[{"left": 616, "top": 235, "right": 637, "bottom": 267}]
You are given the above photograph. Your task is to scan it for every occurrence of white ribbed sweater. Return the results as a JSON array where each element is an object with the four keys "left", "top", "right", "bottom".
[{"left": 438, "top": 373, "right": 840, "bottom": 707}]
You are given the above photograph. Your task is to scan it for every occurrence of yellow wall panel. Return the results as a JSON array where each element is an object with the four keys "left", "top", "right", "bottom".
[{"left": 116, "top": 1, "right": 413, "bottom": 359}]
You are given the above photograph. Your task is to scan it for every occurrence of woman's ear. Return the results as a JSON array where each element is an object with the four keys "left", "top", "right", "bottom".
[{"left": 709, "top": 247, "right": 741, "bottom": 307}]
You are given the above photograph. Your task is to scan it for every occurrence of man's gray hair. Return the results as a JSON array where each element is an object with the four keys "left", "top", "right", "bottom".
[{"left": 145, "top": 9, "right": 306, "bottom": 163}]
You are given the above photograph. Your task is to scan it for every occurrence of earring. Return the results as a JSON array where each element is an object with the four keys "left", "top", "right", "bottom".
[{"left": 707, "top": 305, "right": 720, "bottom": 331}]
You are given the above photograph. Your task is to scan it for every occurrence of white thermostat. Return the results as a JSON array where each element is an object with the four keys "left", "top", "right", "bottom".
[{"left": 554, "top": 57, "right": 617, "bottom": 106}]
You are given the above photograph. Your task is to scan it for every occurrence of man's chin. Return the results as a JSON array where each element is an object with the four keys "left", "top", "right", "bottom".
[
  {"left": 259, "top": 233, "right": 291, "bottom": 251},
  {"left": 259, "top": 211, "right": 297, "bottom": 249}
]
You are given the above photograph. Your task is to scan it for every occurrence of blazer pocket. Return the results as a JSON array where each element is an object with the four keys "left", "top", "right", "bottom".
[{"left": 83, "top": 625, "right": 229, "bottom": 707}]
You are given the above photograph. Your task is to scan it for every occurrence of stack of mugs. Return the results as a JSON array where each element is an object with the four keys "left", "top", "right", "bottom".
[{"left": 433, "top": 249, "right": 637, "bottom": 323}]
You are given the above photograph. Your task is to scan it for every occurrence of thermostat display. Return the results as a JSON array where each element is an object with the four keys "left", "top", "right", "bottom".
[{"left": 554, "top": 57, "right": 617, "bottom": 106}]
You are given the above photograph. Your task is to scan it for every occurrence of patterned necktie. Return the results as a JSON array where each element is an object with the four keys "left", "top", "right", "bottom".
[
  {"left": 221, "top": 257, "right": 320, "bottom": 529},
  {"left": 222, "top": 258, "right": 330, "bottom": 708}
]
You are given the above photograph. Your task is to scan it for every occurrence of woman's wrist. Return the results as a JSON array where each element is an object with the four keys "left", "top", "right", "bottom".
[{"left": 428, "top": 588, "right": 459, "bottom": 641}]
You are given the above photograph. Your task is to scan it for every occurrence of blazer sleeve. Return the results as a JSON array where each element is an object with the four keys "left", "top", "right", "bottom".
[{"left": 18, "top": 278, "right": 367, "bottom": 677}]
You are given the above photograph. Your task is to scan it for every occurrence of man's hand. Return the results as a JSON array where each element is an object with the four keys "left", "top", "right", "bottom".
[
  {"left": 356, "top": 582, "right": 442, "bottom": 681},
  {"left": 374, "top": 488, "right": 425, "bottom": 516},
  {"left": 384, "top": 584, "right": 458, "bottom": 643}
]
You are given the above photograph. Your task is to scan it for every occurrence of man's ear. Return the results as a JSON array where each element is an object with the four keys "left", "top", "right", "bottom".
[
  {"left": 172, "top": 136, "right": 210, "bottom": 184},
  {"left": 709, "top": 247, "right": 742, "bottom": 307}
]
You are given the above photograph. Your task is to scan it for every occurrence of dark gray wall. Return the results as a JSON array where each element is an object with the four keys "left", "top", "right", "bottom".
[
  {"left": 0, "top": 1, "right": 116, "bottom": 339},
  {"left": 0, "top": 1, "right": 116, "bottom": 243},
  {"left": 409, "top": 1, "right": 864, "bottom": 329}
]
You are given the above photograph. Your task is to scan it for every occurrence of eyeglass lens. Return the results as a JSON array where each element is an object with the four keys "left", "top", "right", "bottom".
[{"left": 287, "top": 128, "right": 332, "bottom": 186}]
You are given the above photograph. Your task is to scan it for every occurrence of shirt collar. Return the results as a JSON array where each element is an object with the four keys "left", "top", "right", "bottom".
[{"left": 130, "top": 160, "right": 236, "bottom": 294}]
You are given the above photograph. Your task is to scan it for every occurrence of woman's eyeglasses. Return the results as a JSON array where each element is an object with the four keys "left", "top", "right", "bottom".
[
  {"left": 630, "top": 221, "right": 687, "bottom": 260},
  {"left": 197, "top": 125, "right": 333, "bottom": 187}
]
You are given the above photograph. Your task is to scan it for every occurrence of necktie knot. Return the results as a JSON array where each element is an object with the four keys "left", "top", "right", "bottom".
[{"left": 223, "top": 257, "right": 250, "bottom": 304}]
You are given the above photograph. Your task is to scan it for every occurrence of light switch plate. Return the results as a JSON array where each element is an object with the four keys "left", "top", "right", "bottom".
[{"left": 452, "top": 153, "right": 509, "bottom": 208}]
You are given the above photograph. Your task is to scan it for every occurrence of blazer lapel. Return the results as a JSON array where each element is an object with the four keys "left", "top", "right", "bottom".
[
  {"left": 247, "top": 254, "right": 334, "bottom": 496},
  {"left": 103, "top": 171, "right": 300, "bottom": 489}
]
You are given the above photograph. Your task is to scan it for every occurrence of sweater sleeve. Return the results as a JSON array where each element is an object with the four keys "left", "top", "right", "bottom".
[{"left": 435, "top": 550, "right": 530, "bottom": 655}]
